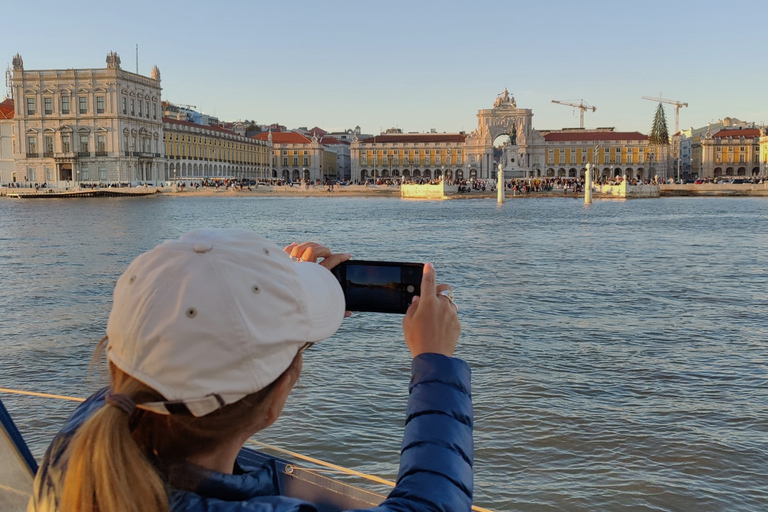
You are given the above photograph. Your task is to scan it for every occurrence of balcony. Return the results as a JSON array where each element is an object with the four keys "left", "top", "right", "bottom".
[
  {"left": 27, "top": 152, "right": 39, "bottom": 158},
  {"left": 77, "top": 151, "right": 91, "bottom": 157},
  {"left": 44, "top": 152, "right": 53, "bottom": 158},
  {"left": 95, "top": 151, "right": 108, "bottom": 157}
]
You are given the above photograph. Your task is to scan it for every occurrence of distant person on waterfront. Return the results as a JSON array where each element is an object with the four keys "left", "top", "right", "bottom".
[{"left": 29, "top": 229, "right": 472, "bottom": 512}]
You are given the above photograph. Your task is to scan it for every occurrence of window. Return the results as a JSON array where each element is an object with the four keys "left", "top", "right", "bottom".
[
  {"left": 122, "top": 98, "right": 127, "bottom": 114},
  {"left": 131, "top": 99, "right": 135, "bottom": 115},
  {"left": 62, "top": 135, "right": 71, "bottom": 153},
  {"left": 79, "top": 97, "right": 87, "bottom": 114},
  {"left": 62, "top": 96, "right": 70, "bottom": 114},
  {"left": 152, "top": 103, "right": 156, "bottom": 119},
  {"left": 45, "top": 168, "right": 53, "bottom": 181},
  {"left": 361, "top": 156, "right": 368, "bottom": 165},
  {"left": 97, "top": 97, "right": 105, "bottom": 114},
  {"left": 44, "top": 98, "right": 53, "bottom": 115},
  {"left": 716, "top": 147, "right": 722, "bottom": 152},
  {"left": 99, "top": 167, "right": 107, "bottom": 180},
  {"left": 81, "top": 166, "right": 89, "bottom": 181},
  {"left": 569, "top": 151, "right": 576, "bottom": 164},
  {"left": 45, "top": 136, "right": 53, "bottom": 156},
  {"left": 124, "top": 135, "right": 129, "bottom": 153},
  {"left": 79, "top": 135, "right": 89, "bottom": 153},
  {"left": 303, "top": 157, "right": 308, "bottom": 166},
  {"left": 627, "top": 153, "right": 634, "bottom": 164},
  {"left": 26, "top": 98, "right": 35, "bottom": 115},
  {"left": 138, "top": 101, "right": 143, "bottom": 117},
  {"left": 435, "top": 156, "right": 441, "bottom": 165},
  {"left": 27, "top": 167, "right": 37, "bottom": 181},
  {"left": 97, "top": 135, "right": 106, "bottom": 153},
  {"left": 293, "top": 157, "right": 298, "bottom": 166},
  {"left": 739, "top": 154, "right": 745, "bottom": 163},
  {"left": 27, "top": 135, "right": 38, "bottom": 155},
  {"left": 145, "top": 101, "right": 149, "bottom": 118},
  {"left": 282, "top": 157, "right": 288, "bottom": 166}
]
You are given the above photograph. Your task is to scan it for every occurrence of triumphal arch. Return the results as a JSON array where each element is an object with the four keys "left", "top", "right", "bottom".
[{"left": 465, "top": 88, "right": 535, "bottom": 178}]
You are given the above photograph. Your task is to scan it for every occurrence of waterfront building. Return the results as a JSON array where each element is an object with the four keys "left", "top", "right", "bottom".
[
  {"left": 9, "top": 52, "right": 164, "bottom": 186},
  {"left": 761, "top": 128, "right": 768, "bottom": 178},
  {"left": 0, "top": 98, "right": 15, "bottom": 184},
  {"left": 163, "top": 116, "right": 272, "bottom": 182},
  {"left": 252, "top": 131, "right": 338, "bottom": 181},
  {"left": 535, "top": 129, "right": 653, "bottom": 179},
  {"left": 350, "top": 132, "right": 467, "bottom": 182},
  {"left": 681, "top": 118, "right": 753, "bottom": 179},
  {"left": 699, "top": 125, "right": 761, "bottom": 178}
]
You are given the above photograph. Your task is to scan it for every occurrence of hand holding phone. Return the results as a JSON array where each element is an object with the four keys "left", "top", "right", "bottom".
[
  {"left": 402, "top": 262, "right": 460, "bottom": 357},
  {"left": 330, "top": 260, "right": 424, "bottom": 314}
]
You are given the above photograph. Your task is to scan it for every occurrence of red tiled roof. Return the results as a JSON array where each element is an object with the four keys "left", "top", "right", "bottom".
[
  {"left": 320, "top": 135, "right": 346, "bottom": 145},
  {"left": 309, "top": 127, "right": 327, "bottom": 136},
  {"left": 252, "top": 131, "right": 312, "bottom": 144},
  {"left": 359, "top": 133, "right": 466, "bottom": 144},
  {"left": 543, "top": 131, "right": 648, "bottom": 142},
  {"left": 0, "top": 98, "right": 14, "bottom": 119},
  {"left": 713, "top": 128, "right": 760, "bottom": 139},
  {"left": 162, "top": 116, "right": 241, "bottom": 137}
]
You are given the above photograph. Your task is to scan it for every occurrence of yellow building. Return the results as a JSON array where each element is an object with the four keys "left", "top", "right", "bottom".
[
  {"left": 252, "top": 131, "right": 337, "bottom": 182},
  {"left": 350, "top": 133, "right": 467, "bottom": 182},
  {"left": 699, "top": 127, "right": 761, "bottom": 178},
  {"left": 540, "top": 129, "right": 654, "bottom": 179},
  {"left": 163, "top": 116, "right": 272, "bottom": 181}
]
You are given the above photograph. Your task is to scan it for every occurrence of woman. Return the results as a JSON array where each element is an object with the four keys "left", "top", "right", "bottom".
[{"left": 30, "top": 228, "right": 472, "bottom": 512}]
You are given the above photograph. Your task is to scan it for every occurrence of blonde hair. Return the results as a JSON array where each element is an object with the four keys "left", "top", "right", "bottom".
[{"left": 61, "top": 337, "right": 300, "bottom": 512}]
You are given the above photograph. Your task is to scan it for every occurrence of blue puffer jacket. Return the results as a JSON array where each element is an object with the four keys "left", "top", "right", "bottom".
[{"left": 29, "top": 353, "right": 473, "bottom": 512}]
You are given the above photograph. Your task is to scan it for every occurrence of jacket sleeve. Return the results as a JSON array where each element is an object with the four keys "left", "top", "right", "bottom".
[{"left": 353, "top": 353, "right": 473, "bottom": 512}]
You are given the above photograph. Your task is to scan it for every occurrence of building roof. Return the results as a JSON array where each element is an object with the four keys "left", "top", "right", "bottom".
[
  {"left": 308, "top": 127, "right": 327, "bottom": 136},
  {"left": 712, "top": 128, "right": 760, "bottom": 139},
  {"left": 162, "top": 116, "right": 243, "bottom": 137},
  {"left": 0, "top": 98, "right": 14, "bottom": 119},
  {"left": 358, "top": 133, "right": 467, "bottom": 144},
  {"left": 252, "top": 131, "right": 313, "bottom": 144},
  {"left": 320, "top": 135, "right": 347, "bottom": 145},
  {"left": 543, "top": 131, "right": 648, "bottom": 142}
]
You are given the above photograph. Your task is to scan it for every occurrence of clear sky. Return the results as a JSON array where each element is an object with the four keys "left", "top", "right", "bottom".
[{"left": 3, "top": 0, "right": 766, "bottom": 135}]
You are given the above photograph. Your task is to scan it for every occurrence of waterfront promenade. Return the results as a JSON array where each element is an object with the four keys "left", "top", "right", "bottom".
[{"left": 2, "top": 182, "right": 767, "bottom": 199}]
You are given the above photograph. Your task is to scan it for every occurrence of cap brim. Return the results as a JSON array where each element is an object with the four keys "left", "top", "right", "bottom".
[{"left": 293, "top": 262, "right": 345, "bottom": 342}]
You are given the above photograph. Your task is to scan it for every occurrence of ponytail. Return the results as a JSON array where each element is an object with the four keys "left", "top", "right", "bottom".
[{"left": 61, "top": 390, "right": 168, "bottom": 512}]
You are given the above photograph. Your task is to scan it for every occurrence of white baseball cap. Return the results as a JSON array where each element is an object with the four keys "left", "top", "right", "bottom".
[{"left": 105, "top": 228, "right": 345, "bottom": 417}]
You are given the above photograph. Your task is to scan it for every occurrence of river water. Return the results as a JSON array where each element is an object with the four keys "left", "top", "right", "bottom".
[{"left": 1, "top": 195, "right": 766, "bottom": 511}]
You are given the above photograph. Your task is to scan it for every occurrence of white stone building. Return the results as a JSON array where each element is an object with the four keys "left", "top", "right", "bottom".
[{"left": 10, "top": 52, "right": 164, "bottom": 187}]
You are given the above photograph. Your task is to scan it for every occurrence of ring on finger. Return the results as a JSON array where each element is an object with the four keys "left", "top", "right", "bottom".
[{"left": 439, "top": 289, "right": 458, "bottom": 311}]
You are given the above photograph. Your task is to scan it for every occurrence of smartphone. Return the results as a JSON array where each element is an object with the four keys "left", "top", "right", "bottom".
[{"left": 331, "top": 260, "right": 424, "bottom": 314}]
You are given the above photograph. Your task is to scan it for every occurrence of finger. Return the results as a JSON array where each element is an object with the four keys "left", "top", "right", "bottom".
[
  {"left": 290, "top": 242, "right": 317, "bottom": 259},
  {"left": 319, "top": 252, "right": 351, "bottom": 270},
  {"left": 300, "top": 245, "right": 332, "bottom": 263},
  {"left": 419, "top": 263, "right": 436, "bottom": 301},
  {"left": 283, "top": 242, "right": 298, "bottom": 255},
  {"left": 436, "top": 283, "right": 452, "bottom": 296}
]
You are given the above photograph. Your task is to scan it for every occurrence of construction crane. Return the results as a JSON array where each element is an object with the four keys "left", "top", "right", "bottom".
[
  {"left": 551, "top": 99, "right": 596, "bottom": 129},
  {"left": 641, "top": 92, "right": 688, "bottom": 134}
]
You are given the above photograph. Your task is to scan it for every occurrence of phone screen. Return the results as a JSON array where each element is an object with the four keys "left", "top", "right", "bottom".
[{"left": 332, "top": 261, "right": 423, "bottom": 313}]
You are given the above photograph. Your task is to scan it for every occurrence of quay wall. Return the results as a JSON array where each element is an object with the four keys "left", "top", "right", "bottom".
[
  {"left": 597, "top": 183, "right": 660, "bottom": 198},
  {"left": 660, "top": 183, "right": 768, "bottom": 196},
  {"left": 401, "top": 183, "right": 459, "bottom": 199}
]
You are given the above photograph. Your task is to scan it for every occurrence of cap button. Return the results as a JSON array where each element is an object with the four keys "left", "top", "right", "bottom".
[{"left": 193, "top": 243, "right": 213, "bottom": 253}]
